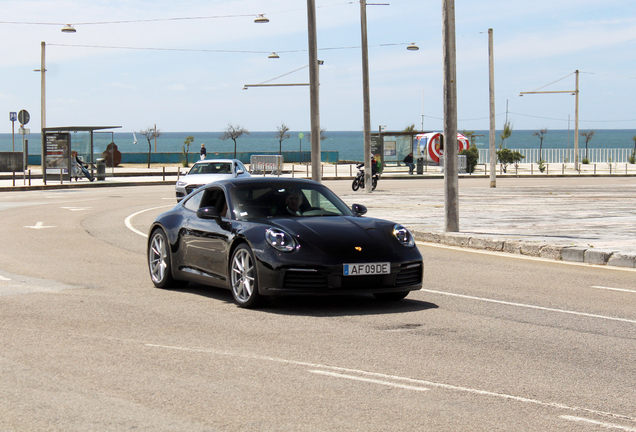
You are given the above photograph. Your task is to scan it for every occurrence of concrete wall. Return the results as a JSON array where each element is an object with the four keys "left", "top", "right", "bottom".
[{"left": 0, "top": 152, "right": 24, "bottom": 172}]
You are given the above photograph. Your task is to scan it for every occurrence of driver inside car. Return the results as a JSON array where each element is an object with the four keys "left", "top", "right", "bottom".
[{"left": 285, "top": 189, "right": 304, "bottom": 216}]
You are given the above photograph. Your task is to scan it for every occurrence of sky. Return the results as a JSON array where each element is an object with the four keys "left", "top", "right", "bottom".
[{"left": 1, "top": 0, "right": 635, "bottom": 133}]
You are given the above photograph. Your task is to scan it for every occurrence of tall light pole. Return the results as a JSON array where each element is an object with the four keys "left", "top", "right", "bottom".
[
  {"left": 488, "top": 29, "right": 496, "bottom": 188},
  {"left": 360, "top": 0, "right": 372, "bottom": 193},
  {"left": 307, "top": 0, "right": 321, "bottom": 182},
  {"left": 442, "top": 0, "right": 459, "bottom": 232},
  {"left": 34, "top": 41, "right": 47, "bottom": 184},
  {"left": 520, "top": 70, "right": 580, "bottom": 169}
]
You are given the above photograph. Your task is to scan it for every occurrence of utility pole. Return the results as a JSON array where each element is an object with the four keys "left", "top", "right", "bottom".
[
  {"left": 488, "top": 28, "right": 496, "bottom": 188},
  {"left": 39, "top": 41, "right": 47, "bottom": 185},
  {"left": 442, "top": 0, "right": 459, "bottom": 232},
  {"left": 307, "top": 0, "right": 321, "bottom": 182},
  {"left": 360, "top": 0, "right": 372, "bottom": 192}
]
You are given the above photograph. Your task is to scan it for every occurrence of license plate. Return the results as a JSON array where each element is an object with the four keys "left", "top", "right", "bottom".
[{"left": 343, "top": 262, "right": 390, "bottom": 276}]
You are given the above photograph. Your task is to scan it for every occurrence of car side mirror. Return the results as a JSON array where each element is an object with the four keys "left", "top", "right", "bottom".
[
  {"left": 236, "top": 170, "right": 245, "bottom": 176},
  {"left": 351, "top": 203, "right": 367, "bottom": 216},
  {"left": 197, "top": 206, "right": 222, "bottom": 222}
]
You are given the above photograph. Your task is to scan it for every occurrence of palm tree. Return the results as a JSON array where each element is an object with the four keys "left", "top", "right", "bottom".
[
  {"left": 533, "top": 128, "right": 548, "bottom": 161},
  {"left": 275, "top": 123, "right": 290, "bottom": 155},
  {"left": 580, "top": 130, "right": 595, "bottom": 159},
  {"left": 499, "top": 121, "right": 513, "bottom": 148}
]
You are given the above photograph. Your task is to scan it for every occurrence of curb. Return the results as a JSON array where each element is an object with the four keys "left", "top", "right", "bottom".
[
  {"left": 0, "top": 180, "right": 175, "bottom": 192},
  {"left": 412, "top": 230, "right": 636, "bottom": 269}
]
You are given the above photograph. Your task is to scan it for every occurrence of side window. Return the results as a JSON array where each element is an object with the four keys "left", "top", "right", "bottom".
[
  {"left": 199, "top": 188, "right": 229, "bottom": 217},
  {"left": 183, "top": 190, "right": 203, "bottom": 212}
]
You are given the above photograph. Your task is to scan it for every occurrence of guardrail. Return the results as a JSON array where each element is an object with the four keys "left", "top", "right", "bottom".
[{"left": 249, "top": 155, "right": 284, "bottom": 176}]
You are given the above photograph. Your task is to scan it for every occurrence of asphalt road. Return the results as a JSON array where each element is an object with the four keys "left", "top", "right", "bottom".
[{"left": 0, "top": 184, "right": 635, "bottom": 431}]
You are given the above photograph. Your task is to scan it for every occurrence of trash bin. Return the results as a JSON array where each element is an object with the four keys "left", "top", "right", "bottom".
[
  {"left": 416, "top": 158, "right": 424, "bottom": 175},
  {"left": 96, "top": 158, "right": 106, "bottom": 181}
]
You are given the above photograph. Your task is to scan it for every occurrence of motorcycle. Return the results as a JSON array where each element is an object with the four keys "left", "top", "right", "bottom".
[{"left": 351, "top": 163, "right": 379, "bottom": 191}]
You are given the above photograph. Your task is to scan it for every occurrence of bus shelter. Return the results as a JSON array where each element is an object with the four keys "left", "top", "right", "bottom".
[
  {"left": 42, "top": 126, "right": 121, "bottom": 183},
  {"left": 371, "top": 131, "right": 429, "bottom": 168}
]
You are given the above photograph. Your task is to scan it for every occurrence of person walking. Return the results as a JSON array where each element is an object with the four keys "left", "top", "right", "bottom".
[
  {"left": 403, "top": 152, "right": 415, "bottom": 175},
  {"left": 71, "top": 151, "right": 95, "bottom": 181},
  {"left": 200, "top": 143, "right": 207, "bottom": 160}
]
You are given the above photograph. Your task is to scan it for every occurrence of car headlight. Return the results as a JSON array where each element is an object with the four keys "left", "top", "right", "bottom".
[
  {"left": 265, "top": 228, "right": 298, "bottom": 252},
  {"left": 176, "top": 180, "right": 187, "bottom": 187},
  {"left": 393, "top": 224, "right": 415, "bottom": 247}
]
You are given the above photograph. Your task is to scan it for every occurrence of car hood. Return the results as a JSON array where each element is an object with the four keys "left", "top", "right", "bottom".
[
  {"left": 268, "top": 216, "right": 404, "bottom": 259},
  {"left": 181, "top": 173, "right": 235, "bottom": 184}
]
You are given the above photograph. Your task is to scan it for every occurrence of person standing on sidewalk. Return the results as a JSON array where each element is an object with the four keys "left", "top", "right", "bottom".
[
  {"left": 200, "top": 143, "right": 207, "bottom": 160},
  {"left": 403, "top": 152, "right": 415, "bottom": 175}
]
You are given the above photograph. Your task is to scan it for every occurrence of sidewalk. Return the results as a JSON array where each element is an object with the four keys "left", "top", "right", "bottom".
[{"left": 1, "top": 163, "right": 635, "bottom": 269}]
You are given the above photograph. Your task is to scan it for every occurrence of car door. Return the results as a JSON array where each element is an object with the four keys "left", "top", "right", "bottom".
[{"left": 181, "top": 187, "right": 231, "bottom": 284}]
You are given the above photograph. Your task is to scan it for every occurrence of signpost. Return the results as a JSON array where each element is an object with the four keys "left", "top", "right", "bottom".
[
  {"left": 10, "top": 112, "right": 17, "bottom": 151},
  {"left": 18, "top": 110, "right": 30, "bottom": 126},
  {"left": 17, "top": 110, "right": 30, "bottom": 184}
]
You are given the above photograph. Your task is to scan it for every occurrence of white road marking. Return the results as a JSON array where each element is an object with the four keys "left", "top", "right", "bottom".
[
  {"left": 145, "top": 343, "right": 636, "bottom": 423},
  {"left": 591, "top": 285, "right": 636, "bottom": 294},
  {"left": 24, "top": 221, "right": 55, "bottom": 229},
  {"left": 421, "top": 288, "right": 636, "bottom": 325},
  {"left": 309, "top": 370, "right": 429, "bottom": 392},
  {"left": 0, "top": 275, "right": 10, "bottom": 281},
  {"left": 60, "top": 206, "right": 92, "bottom": 211},
  {"left": 125, "top": 205, "right": 173, "bottom": 238},
  {"left": 560, "top": 415, "right": 636, "bottom": 431}
]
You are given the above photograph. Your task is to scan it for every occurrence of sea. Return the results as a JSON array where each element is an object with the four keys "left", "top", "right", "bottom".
[{"left": 2, "top": 129, "right": 635, "bottom": 162}]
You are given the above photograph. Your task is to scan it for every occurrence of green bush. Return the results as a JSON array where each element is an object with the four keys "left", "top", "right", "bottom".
[
  {"left": 628, "top": 151, "right": 635, "bottom": 164},
  {"left": 582, "top": 158, "right": 590, "bottom": 164},
  {"left": 537, "top": 159, "right": 546, "bottom": 173},
  {"left": 496, "top": 148, "right": 524, "bottom": 173},
  {"left": 459, "top": 145, "right": 479, "bottom": 174}
]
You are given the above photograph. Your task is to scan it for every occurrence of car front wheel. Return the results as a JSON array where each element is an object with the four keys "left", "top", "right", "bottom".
[
  {"left": 148, "top": 228, "right": 185, "bottom": 288},
  {"left": 230, "top": 244, "right": 264, "bottom": 308}
]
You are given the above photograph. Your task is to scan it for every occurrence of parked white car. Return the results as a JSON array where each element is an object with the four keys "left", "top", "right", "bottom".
[{"left": 175, "top": 159, "right": 250, "bottom": 201}]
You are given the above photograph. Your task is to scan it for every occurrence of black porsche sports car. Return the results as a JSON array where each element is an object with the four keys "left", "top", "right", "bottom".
[{"left": 147, "top": 177, "right": 423, "bottom": 308}]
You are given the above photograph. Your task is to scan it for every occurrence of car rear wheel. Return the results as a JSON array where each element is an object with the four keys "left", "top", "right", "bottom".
[
  {"left": 373, "top": 291, "right": 409, "bottom": 301},
  {"left": 230, "top": 244, "right": 264, "bottom": 308},
  {"left": 148, "top": 229, "right": 186, "bottom": 288}
]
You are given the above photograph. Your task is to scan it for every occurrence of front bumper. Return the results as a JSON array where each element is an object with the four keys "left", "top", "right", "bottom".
[{"left": 256, "top": 259, "right": 423, "bottom": 296}]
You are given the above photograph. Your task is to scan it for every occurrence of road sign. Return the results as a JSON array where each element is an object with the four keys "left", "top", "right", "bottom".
[
  {"left": 10, "top": 112, "right": 17, "bottom": 122},
  {"left": 18, "top": 110, "right": 30, "bottom": 125}
]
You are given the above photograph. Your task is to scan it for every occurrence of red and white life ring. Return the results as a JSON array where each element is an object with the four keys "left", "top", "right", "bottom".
[{"left": 414, "top": 132, "right": 470, "bottom": 164}]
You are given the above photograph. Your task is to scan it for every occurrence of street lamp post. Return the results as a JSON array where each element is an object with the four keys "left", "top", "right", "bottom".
[
  {"left": 34, "top": 41, "right": 47, "bottom": 184},
  {"left": 442, "top": 0, "right": 459, "bottom": 232},
  {"left": 307, "top": 0, "right": 321, "bottom": 183},
  {"left": 488, "top": 29, "right": 496, "bottom": 188},
  {"left": 360, "top": 0, "right": 372, "bottom": 193}
]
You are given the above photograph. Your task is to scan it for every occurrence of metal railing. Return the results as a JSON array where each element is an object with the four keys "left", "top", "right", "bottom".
[
  {"left": 249, "top": 155, "right": 284, "bottom": 176},
  {"left": 478, "top": 148, "right": 635, "bottom": 164}
]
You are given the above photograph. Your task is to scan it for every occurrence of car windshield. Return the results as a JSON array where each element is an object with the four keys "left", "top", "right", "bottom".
[
  {"left": 230, "top": 183, "right": 353, "bottom": 220},
  {"left": 189, "top": 162, "right": 232, "bottom": 175}
]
